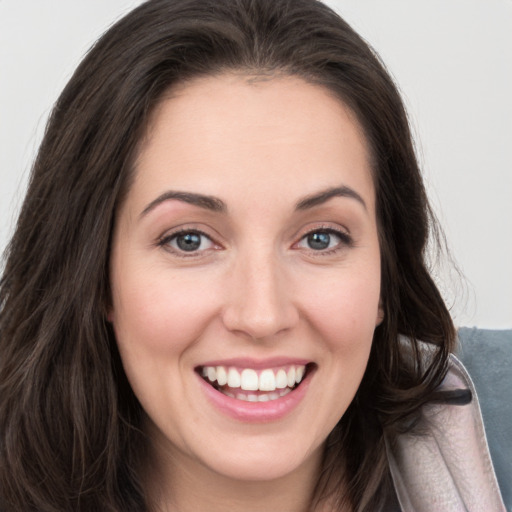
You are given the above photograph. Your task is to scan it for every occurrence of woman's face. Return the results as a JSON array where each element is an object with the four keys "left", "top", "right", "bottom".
[{"left": 109, "top": 74, "right": 383, "bottom": 484}]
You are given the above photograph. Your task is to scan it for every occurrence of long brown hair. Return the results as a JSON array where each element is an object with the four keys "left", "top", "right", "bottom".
[{"left": 0, "top": 0, "right": 456, "bottom": 510}]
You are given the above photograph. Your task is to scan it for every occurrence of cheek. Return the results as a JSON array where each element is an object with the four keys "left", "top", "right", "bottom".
[
  {"left": 299, "top": 265, "right": 381, "bottom": 352},
  {"left": 294, "top": 265, "right": 381, "bottom": 434},
  {"left": 110, "top": 269, "right": 223, "bottom": 428},
  {"left": 111, "top": 269, "right": 219, "bottom": 359}
]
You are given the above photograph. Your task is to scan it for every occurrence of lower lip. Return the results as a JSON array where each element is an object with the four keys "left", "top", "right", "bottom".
[{"left": 197, "top": 370, "right": 313, "bottom": 423}]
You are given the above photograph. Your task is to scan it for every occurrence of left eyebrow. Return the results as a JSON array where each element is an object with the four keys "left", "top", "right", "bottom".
[{"left": 295, "top": 185, "right": 367, "bottom": 211}]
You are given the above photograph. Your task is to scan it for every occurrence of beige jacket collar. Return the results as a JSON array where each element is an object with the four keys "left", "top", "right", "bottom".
[{"left": 385, "top": 354, "right": 505, "bottom": 511}]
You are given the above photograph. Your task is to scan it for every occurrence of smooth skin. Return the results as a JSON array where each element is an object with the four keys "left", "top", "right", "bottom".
[{"left": 109, "top": 74, "right": 383, "bottom": 512}]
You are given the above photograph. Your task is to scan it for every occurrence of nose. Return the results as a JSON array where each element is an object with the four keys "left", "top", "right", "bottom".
[{"left": 221, "top": 249, "right": 299, "bottom": 340}]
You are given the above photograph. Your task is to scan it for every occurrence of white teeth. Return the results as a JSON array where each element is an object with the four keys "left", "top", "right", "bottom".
[
  {"left": 230, "top": 387, "right": 294, "bottom": 402},
  {"left": 275, "top": 369, "right": 288, "bottom": 389},
  {"left": 259, "top": 369, "right": 276, "bottom": 391},
  {"left": 240, "top": 369, "right": 259, "bottom": 391},
  {"left": 287, "top": 367, "right": 296, "bottom": 387},
  {"left": 295, "top": 366, "right": 305, "bottom": 384},
  {"left": 201, "top": 364, "right": 308, "bottom": 393},
  {"left": 227, "top": 367, "right": 241, "bottom": 388},
  {"left": 216, "top": 366, "right": 227, "bottom": 386},
  {"left": 207, "top": 367, "right": 217, "bottom": 382}
]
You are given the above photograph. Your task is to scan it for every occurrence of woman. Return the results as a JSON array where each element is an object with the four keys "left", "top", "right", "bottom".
[{"left": 0, "top": 0, "right": 504, "bottom": 510}]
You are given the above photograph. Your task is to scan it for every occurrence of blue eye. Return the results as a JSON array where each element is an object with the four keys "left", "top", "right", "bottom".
[
  {"left": 163, "top": 230, "right": 215, "bottom": 253},
  {"left": 297, "top": 229, "right": 350, "bottom": 251},
  {"left": 306, "top": 232, "right": 332, "bottom": 250}
]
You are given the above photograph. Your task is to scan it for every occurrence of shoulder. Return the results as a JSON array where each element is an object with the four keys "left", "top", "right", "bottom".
[
  {"left": 384, "top": 341, "right": 506, "bottom": 511},
  {"left": 456, "top": 327, "right": 512, "bottom": 511}
]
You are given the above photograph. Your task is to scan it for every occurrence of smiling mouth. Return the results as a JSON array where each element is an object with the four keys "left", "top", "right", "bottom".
[{"left": 197, "top": 363, "right": 314, "bottom": 402}]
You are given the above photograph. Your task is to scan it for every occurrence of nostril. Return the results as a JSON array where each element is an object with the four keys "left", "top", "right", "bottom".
[
  {"left": 221, "top": 306, "right": 299, "bottom": 340},
  {"left": 221, "top": 270, "right": 299, "bottom": 339}
]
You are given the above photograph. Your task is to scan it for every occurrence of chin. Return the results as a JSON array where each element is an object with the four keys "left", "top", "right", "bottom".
[{"left": 188, "top": 430, "right": 325, "bottom": 483}]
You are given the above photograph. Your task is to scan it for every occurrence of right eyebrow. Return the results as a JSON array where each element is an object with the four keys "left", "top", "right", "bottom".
[{"left": 139, "top": 190, "right": 227, "bottom": 219}]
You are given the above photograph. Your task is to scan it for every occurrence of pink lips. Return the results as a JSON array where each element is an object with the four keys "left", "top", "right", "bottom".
[
  {"left": 197, "top": 356, "right": 311, "bottom": 369},
  {"left": 196, "top": 359, "right": 314, "bottom": 423}
]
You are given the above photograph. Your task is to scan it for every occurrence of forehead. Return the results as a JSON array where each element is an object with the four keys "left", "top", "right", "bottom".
[
  {"left": 144, "top": 73, "right": 370, "bottom": 151},
  {"left": 129, "top": 73, "right": 375, "bottom": 214}
]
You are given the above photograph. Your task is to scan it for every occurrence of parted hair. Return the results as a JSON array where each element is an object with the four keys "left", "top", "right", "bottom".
[{"left": 0, "top": 0, "right": 456, "bottom": 510}]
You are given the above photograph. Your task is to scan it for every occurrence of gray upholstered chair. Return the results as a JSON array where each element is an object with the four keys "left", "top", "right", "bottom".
[{"left": 457, "top": 327, "right": 512, "bottom": 511}]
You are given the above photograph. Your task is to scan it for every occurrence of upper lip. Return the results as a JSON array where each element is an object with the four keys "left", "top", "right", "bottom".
[{"left": 195, "top": 356, "right": 312, "bottom": 370}]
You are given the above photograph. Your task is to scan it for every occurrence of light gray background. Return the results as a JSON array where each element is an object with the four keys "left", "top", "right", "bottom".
[{"left": 1, "top": 1, "right": 511, "bottom": 328}]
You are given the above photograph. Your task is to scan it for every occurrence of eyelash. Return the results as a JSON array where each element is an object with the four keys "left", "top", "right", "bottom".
[
  {"left": 157, "top": 226, "right": 353, "bottom": 258},
  {"left": 295, "top": 226, "right": 353, "bottom": 255},
  {"left": 157, "top": 228, "right": 219, "bottom": 257}
]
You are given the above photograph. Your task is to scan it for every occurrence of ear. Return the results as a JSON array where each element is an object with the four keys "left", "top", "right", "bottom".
[
  {"left": 104, "top": 290, "right": 115, "bottom": 323},
  {"left": 375, "top": 301, "right": 384, "bottom": 326},
  {"left": 105, "top": 302, "right": 115, "bottom": 323}
]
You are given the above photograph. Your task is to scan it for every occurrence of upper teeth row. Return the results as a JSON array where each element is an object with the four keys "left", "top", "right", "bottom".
[{"left": 201, "top": 365, "right": 306, "bottom": 391}]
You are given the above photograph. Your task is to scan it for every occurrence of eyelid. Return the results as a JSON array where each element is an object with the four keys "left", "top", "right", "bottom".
[
  {"left": 157, "top": 226, "right": 223, "bottom": 257},
  {"left": 292, "top": 224, "right": 354, "bottom": 253}
]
